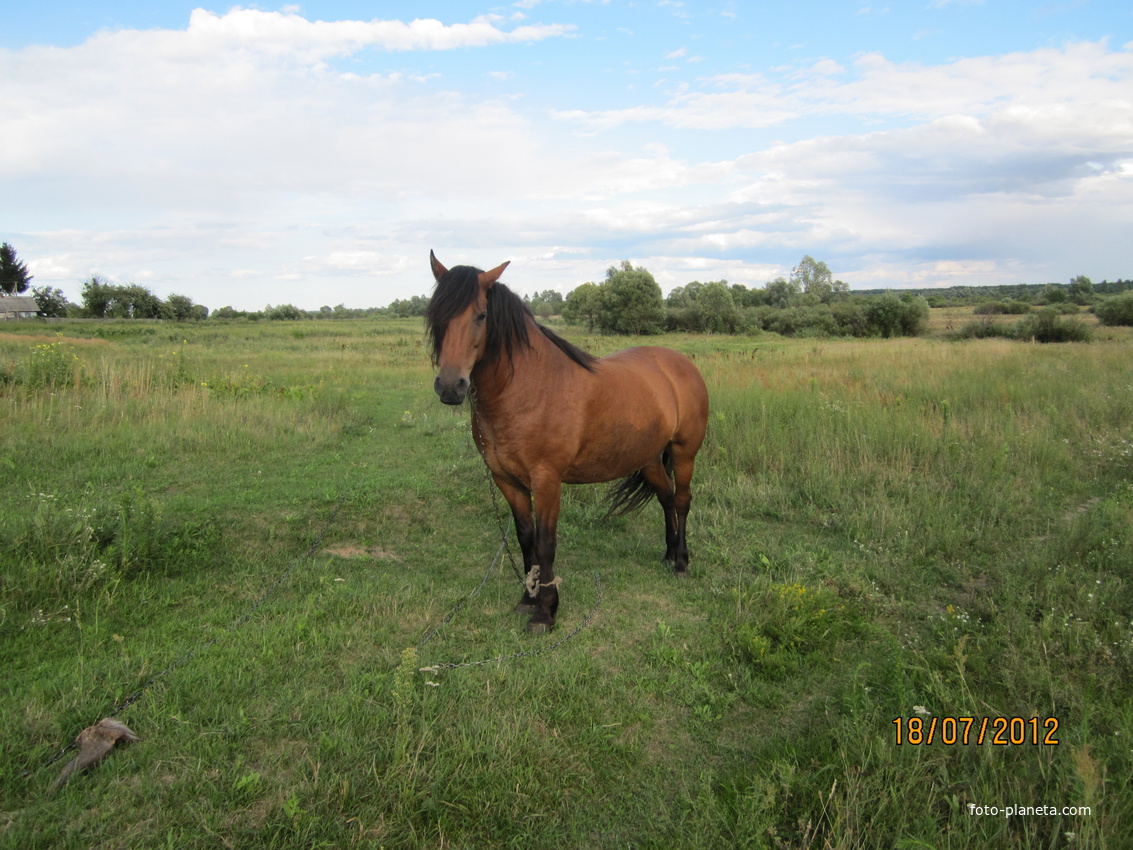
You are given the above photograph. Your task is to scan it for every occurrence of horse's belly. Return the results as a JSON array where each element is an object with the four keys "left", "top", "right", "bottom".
[{"left": 561, "top": 424, "right": 670, "bottom": 484}]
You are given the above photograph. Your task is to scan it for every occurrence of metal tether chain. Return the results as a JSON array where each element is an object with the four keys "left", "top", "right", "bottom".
[
  {"left": 415, "top": 386, "right": 601, "bottom": 670},
  {"left": 468, "top": 385, "right": 526, "bottom": 586}
]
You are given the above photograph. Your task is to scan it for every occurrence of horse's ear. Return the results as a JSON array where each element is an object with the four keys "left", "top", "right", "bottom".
[
  {"left": 478, "top": 261, "right": 510, "bottom": 291},
  {"left": 429, "top": 250, "right": 448, "bottom": 282}
]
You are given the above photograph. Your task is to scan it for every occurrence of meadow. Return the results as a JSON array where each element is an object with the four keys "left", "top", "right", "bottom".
[{"left": 1, "top": 314, "right": 1131, "bottom": 849}]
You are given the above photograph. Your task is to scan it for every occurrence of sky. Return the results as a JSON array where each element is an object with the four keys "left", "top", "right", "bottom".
[{"left": 2, "top": 1, "right": 1132, "bottom": 311}]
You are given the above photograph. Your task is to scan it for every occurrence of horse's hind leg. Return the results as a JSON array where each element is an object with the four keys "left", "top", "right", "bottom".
[
  {"left": 639, "top": 453, "right": 682, "bottom": 572},
  {"left": 668, "top": 446, "right": 697, "bottom": 576}
]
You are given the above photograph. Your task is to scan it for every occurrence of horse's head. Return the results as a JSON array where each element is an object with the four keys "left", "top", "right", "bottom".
[{"left": 425, "top": 250, "right": 510, "bottom": 405}]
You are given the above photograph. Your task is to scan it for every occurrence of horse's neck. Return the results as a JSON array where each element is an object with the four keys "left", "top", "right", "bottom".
[{"left": 471, "top": 318, "right": 563, "bottom": 413}]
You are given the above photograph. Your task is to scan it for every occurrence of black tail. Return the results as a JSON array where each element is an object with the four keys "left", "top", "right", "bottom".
[{"left": 603, "top": 447, "right": 673, "bottom": 519}]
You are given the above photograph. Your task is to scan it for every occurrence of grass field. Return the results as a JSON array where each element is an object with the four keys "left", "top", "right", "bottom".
[{"left": 2, "top": 313, "right": 1131, "bottom": 848}]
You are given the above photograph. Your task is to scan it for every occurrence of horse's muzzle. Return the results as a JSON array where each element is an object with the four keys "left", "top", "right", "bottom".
[{"left": 434, "top": 374, "right": 469, "bottom": 405}]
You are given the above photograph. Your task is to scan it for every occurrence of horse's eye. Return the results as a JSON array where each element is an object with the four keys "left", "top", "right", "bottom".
[{"left": 476, "top": 312, "right": 488, "bottom": 323}]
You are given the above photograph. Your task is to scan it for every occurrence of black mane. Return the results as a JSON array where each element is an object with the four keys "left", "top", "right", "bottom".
[{"left": 425, "top": 264, "right": 597, "bottom": 372}]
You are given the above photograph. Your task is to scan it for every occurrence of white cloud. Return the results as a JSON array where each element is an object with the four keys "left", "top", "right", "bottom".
[
  {"left": 3, "top": 10, "right": 1131, "bottom": 308},
  {"left": 181, "top": 8, "right": 573, "bottom": 55},
  {"left": 557, "top": 40, "right": 1133, "bottom": 130},
  {"left": 0, "top": 16, "right": 572, "bottom": 216},
  {"left": 545, "top": 39, "right": 1133, "bottom": 287}
]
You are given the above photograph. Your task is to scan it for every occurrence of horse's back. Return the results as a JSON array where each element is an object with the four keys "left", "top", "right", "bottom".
[{"left": 596, "top": 346, "right": 709, "bottom": 444}]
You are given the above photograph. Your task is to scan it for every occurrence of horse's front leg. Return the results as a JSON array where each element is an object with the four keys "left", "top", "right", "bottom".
[
  {"left": 492, "top": 475, "right": 539, "bottom": 614},
  {"left": 527, "top": 476, "right": 563, "bottom": 634}
]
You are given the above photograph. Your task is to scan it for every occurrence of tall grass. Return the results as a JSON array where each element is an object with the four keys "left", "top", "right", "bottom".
[{"left": 1, "top": 319, "right": 1130, "bottom": 848}]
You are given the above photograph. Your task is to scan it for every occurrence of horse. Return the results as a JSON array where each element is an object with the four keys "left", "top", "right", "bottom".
[{"left": 425, "top": 252, "right": 709, "bottom": 633}]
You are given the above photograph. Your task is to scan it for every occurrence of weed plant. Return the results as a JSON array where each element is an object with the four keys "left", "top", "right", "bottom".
[{"left": 1, "top": 318, "right": 1130, "bottom": 848}]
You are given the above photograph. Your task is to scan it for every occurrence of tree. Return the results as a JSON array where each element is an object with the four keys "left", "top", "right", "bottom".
[
  {"left": 0, "top": 243, "right": 33, "bottom": 296},
  {"left": 31, "top": 286, "right": 72, "bottom": 318},
  {"left": 562, "top": 282, "right": 603, "bottom": 331},
  {"left": 164, "top": 293, "right": 200, "bottom": 321},
  {"left": 693, "top": 280, "right": 739, "bottom": 333},
  {"left": 80, "top": 275, "right": 117, "bottom": 318},
  {"left": 665, "top": 281, "right": 702, "bottom": 309},
  {"left": 526, "top": 289, "right": 564, "bottom": 319},
  {"left": 118, "top": 284, "right": 163, "bottom": 318},
  {"left": 763, "top": 276, "right": 800, "bottom": 309},
  {"left": 388, "top": 294, "right": 430, "bottom": 317},
  {"left": 79, "top": 277, "right": 169, "bottom": 318},
  {"left": 729, "top": 283, "right": 755, "bottom": 307},
  {"left": 1068, "top": 275, "right": 1095, "bottom": 305},
  {"left": 597, "top": 260, "right": 665, "bottom": 335},
  {"left": 790, "top": 255, "right": 844, "bottom": 303},
  {"left": 265, "top": 303, "right": 305, "bottom": 320},
  {"left": 1041, "top": 285, "right": 1067, "bottom": 304}
]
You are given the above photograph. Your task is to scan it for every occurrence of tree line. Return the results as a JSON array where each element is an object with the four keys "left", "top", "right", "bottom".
[
  {"left": 561, "top": 257, "right": 931, "bottom": 338},
  {"left": 5, "top": 240, "right": 1131, "bottom": 332}
]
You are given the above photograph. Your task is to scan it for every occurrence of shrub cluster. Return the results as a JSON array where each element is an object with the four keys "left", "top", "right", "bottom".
[
  {"left": 80, "top": 276, "right": 208, "bottom": 320},
  {"left": 956, "top": 307, "right": 1093, "bottom": 343},
  {"left": 663, "top": 293, "right": 930, "bottom": 338},
  {"left": 973, "top": 300, "right": 1032, "bottom": 315},
  {"left": 1094, "top": 291, "right": 1133, "bottom": 326}
]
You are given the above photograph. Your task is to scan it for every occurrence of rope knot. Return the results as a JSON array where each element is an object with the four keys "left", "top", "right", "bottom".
[{"left": 525, "top": 565, "right": 562, "bottom": 596}]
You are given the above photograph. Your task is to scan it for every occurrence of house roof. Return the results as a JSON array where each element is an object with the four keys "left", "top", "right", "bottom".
[{"left": 0, "top": 296, "right": 40, "bottom": 312}]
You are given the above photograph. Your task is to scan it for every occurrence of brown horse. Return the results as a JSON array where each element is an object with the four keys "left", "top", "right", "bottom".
[{"left": 425, "top": 252, "right": 709, "bottom": 633}]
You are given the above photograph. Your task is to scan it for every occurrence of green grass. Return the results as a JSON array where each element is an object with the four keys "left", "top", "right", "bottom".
[{"left": 2, "top": 317, "right": 1131, "bottom": 848}]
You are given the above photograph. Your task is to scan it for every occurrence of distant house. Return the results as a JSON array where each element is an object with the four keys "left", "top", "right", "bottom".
[{"left": 0, "top": 296, "right": 41, "bottom": 320}]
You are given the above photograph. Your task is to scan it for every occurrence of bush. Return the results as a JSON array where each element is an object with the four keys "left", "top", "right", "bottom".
[
  {"left": 830, "top": 300, "right": 870, "bottom": 337},
  {"left": 266, "top": 303, "right": 307, "bottom": 321},
  {"left": 664, "top": 307, "right": 700, "bottom": 333},
  {"left": 1094, "top": 291, "right": 1133, "bottom": 326},
  {"left": 955, "top": 319, "right": 1015, "bottom": 340},
  {"left": 1049, "top": 302, "right": 1082, "bottom": 315},
  {"left": 865, "top": 293, "right": 930, "bottom": 338},
  {"left": 753, "top": 305, "right": 837, "bottom": 337},
  {"left": 974, "top": 300, "right": 1031, "bottom": 315},
  {"left": 1016, "top": 308, "right": 1093, "bottom": 343},
  {"left": 953, "top": 308, "right": 1092, "bottom": 343}
]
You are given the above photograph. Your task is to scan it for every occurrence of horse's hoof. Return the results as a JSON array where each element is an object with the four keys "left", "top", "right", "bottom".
[
  {"left": 526, "top": 618, "right": 554, "bottom": 635},
  {"left": 673, "top": 567, "right": 690, "bottom": 578}
]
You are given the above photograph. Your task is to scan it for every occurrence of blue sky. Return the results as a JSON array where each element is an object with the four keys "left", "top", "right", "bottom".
[{"left": 2, "top": 1, "right": 1131, "bottom": 310}]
